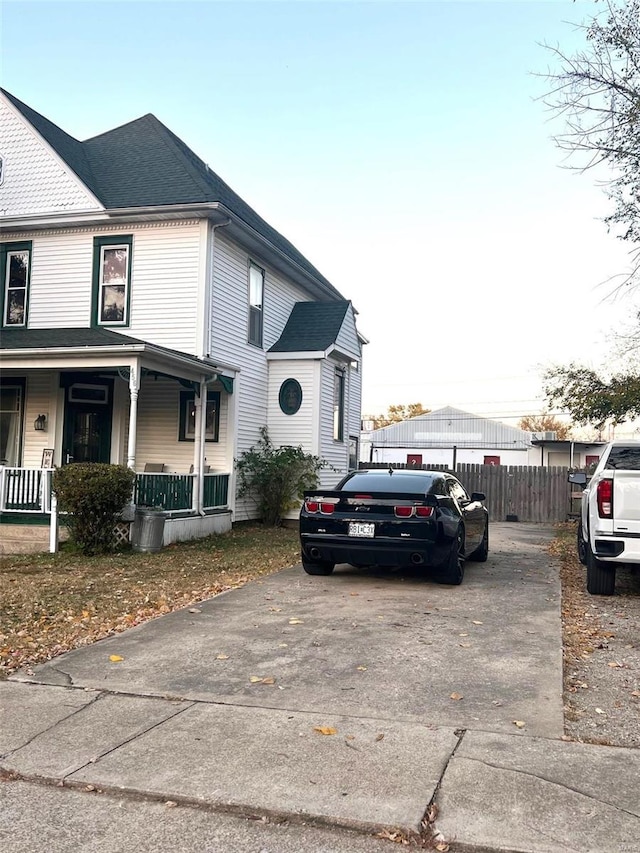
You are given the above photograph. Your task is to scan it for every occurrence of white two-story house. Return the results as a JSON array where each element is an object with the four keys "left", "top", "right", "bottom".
[{"left": 0, "top": 89, "right": 365, "bottom": 548}]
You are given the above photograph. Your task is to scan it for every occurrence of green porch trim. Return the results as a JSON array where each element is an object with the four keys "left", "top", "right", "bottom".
[{"left": 0, "top": 512, "right": 50, "bottom": 525}]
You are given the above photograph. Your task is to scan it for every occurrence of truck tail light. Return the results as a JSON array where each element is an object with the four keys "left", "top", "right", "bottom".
[
  {"left": 304, "top": 500, "right": 319, "bottom": 513},
  {"left": 597, "top": 479, "right": 613, "bottom": 518},
  {"left": 320, "top": 502, "right": 335, "bottom": 514}
]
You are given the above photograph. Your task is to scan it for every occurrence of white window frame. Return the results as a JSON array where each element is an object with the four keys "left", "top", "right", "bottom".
[
  {"left": 248, "top": 262, "right": 264, "bottom": 347},
  {"left": 98, "top": 243, "right": 130, "bottom": 326},
  {"left": 3, "top": 248, "right": 30, "bottom": 327}
]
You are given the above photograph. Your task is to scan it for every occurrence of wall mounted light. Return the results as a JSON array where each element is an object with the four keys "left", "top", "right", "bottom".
[{"left": 34, "top": 414, "right": 47, "bottom": 432}]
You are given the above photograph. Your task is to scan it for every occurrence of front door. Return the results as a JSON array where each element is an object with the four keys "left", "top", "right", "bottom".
[{"left": 62, "top": 380, "right": 113, "bottom": 464}]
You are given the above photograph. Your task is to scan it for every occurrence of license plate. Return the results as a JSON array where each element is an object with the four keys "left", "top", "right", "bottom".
[{"left": 348, "top": 522, "right": 375, "bottom": 538}]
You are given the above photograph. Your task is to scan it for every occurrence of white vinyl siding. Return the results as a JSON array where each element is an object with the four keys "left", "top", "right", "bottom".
[
  {"left": 125, "top": 376, "right": 228, "bottom": 472},
  {"left": 319, "top": 358, "right": 350, "bottom": 487},
  {"left": 0, "top": 96, "right": 103, "bottom": 218},
  {"left": 22, "top": 373, "right": 58, "bottom": 468},
  {"left": 267, "top": 360, "right": 319, "bottom": 456},
  {"left": 27, "top": 231, "right": 93, "bottom": 327},
  {"left": 8, "top": 223, "right": 202, "bottom": 351},
  {"left": 335, "top": 309, "right": 361, "bottom": 360},
  {"left": 127, "top": 224, "right": 201, "bottom": 352},
  {"left": 209, "top": 234, "right": 313, "bottom": 464}
]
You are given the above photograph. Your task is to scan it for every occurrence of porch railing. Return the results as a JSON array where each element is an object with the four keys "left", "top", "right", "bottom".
[
  {"left": 0, "top": 468, "right": 230, "bottom": 515},
  {"left": 0, "top": 467, "right": 53, "bottom": 512}
]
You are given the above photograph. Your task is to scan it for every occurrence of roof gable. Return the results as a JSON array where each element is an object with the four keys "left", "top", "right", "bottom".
[{"left": 2, "top": 89, "right": 340, "bottom": 297}]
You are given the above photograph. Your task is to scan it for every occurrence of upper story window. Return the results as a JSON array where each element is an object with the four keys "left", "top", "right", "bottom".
[
  {"left": 92, "top": 235, "right": 133, "bottom": 326},
  {"left": 248, "top": 262, "right": 264, "bottom": 347},
  {"left": 1, "top": 241, "right": 31, "bottom": 327},
  {"left": 333, "top": 368, "right": 345, "bottom": 442}
]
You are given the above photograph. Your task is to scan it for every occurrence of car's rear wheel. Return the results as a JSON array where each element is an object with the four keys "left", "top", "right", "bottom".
[
  {"left": 468, "top": 522, "right": 489, "bottom": 562},
  {"left": 586, "top": 539, "right": 615, "bottom": 595},
  {"left": 302, "top": 556, "right": 335, "bottom": 576},
  {"left": 436, "top": 529, "right": 465, "bottom": 585}
]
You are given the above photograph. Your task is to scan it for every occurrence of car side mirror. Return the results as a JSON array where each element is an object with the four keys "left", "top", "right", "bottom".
[
  {"left": 568, "top": 472, "right": 587, "bottom": 486},
  {"left": 470, "top": 492, "right": 486, "bottom": 502}
]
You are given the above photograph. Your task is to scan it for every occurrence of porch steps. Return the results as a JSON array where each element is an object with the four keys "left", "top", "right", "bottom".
[{"left": 0, "top": 524, "right": 54, "bottom": 555}]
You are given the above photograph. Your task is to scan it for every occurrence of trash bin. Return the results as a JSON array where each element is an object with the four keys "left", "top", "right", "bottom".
[{"left": 131, "top": 507, "right": 166, "bottom": 553}]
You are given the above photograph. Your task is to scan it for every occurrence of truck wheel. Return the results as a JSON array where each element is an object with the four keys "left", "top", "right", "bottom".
[
  {"left": 576, "top": 524, "right": 587, "bottom": 566},
  {"left": 586, "top": 542, "right": 615, "bottom": 595},
  {"left": 302, "top": 557, "right": 335, "bottom": 576}
]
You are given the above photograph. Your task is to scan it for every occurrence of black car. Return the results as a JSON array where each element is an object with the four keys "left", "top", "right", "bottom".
[{"left": 299, "top": 468, "right": 489, "bottom": 584}]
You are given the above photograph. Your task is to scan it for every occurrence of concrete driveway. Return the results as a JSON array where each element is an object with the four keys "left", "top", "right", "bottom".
[
  {"left": 16, "top": 522, "right": 563, "bottom": 738},
  {"left": 5, "top": 523, "right": 639, "bottom": 852}
]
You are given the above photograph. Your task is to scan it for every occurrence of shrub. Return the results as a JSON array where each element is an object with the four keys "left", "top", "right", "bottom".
[
  {"left": 236, "top": 427, "right": 326, "bottom": 526},
  {"left": 52, "top": 463, "right": 136, "bottom": 555}
]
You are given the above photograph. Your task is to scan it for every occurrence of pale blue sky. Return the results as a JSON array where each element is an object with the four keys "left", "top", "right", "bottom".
[{"left": 2, "top": 0, "right": 634, "bottom": 423}]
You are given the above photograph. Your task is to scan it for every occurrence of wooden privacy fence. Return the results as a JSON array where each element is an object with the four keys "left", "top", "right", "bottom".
[{"left": 360, "top": 462, "right": 575, "bottom": 523}]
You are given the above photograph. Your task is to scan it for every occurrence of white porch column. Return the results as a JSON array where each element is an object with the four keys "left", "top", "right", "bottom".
[{"left": 126, "top": 363, "right": 141, "bottom": 470}]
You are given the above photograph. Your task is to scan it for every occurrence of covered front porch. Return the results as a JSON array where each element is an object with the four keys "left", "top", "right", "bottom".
[{"left": 1, "top": 328, "right": 239, "bottom": 553}]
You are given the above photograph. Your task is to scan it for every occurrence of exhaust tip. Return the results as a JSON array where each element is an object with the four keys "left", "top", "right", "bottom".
[
  {"left": 410, "top": 553, "right": 424, "bottom": 565},
  {"left": 309, "top": 547, "right": 321, "bottom": 560}
]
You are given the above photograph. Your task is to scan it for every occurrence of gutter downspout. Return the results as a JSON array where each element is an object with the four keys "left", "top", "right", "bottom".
[{"left": 203, "top": 219, "right": 231, "bottom": 358}]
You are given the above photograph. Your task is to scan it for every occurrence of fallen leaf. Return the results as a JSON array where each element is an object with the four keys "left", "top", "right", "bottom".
[
  {"left": 216, "top": 654, "right": 229, "bottom": 660},
  {"left": 513, "top": 720, "right": 526, "bottom": 728},
  {"left": 450, "top": 692, "right": 463, "bottom": 701},
  {"left": 595, "top": 707, "right": 606, "bottom": 715},
  {"left": 607, "top": 662, "right": 623, "bottom": 668},
  {"left": 188, "top": 608, "right": 201, "bottom": 614},
  {"left": 289, "top": 618, "right": 304, "bottom": 625},
  {"left": 375, "top": 733, "right": 385, "bottom": 741},
  {"left": 357, "top": 665, "right": 367, "bottom": 671},
  {"left": 631, "top": 690, "right": 640, "bottom": 698},
  {"left": 313, "top": 726, "right": 337, "bottom": 735},
  {"left": 109, "top": 655, "right": 123, "bottom": 662},
  {"left": 165, "top": 801, "right": 177, "bottom": 808},
  {"left": 471, "top": 620, "right": 483, "bottom": 625},
  {"left": 249, "top": 676, "right": 275, "bottom": 685},
  {"left": 459, "top": 642, "right": 472, "bottom": 648}
]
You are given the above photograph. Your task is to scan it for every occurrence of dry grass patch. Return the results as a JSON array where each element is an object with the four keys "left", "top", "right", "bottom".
[{"left": 0, "top": 524, "right": 299, "bottom": 679}]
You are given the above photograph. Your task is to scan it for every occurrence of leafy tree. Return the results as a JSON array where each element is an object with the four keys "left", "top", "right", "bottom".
[
  {"left": 543, "top": 0, "right": 640, "bottom": 287},
  {"left": 236, "top": 427, "right": 326, "bottom": 526},
  {"left": 518, "top": 412, "right": 573, "bottom": 439},
  {"left": 365, "top": 403, "right": 430, "bottom": 429},
  {"left": 53, "top": 463, "right": 135, "bottom": 555},
  {"left": 544, "top": 362, "right": 640, "bottom": 427}
]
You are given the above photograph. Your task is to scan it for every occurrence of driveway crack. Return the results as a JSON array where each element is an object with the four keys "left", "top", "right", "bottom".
[{"left": 461, "top": 755, "right": 640, "bottom": 820}]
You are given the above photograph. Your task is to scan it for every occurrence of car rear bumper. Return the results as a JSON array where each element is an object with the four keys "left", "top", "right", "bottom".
[{"left": 300, "top": 533, "right": 448, "bottom": 568}]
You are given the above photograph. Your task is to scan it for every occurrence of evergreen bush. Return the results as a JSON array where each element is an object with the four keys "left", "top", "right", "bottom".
[
  {"left": 236, "top": 427, "right": 326, "bottom": 526},
  {"left": 53, "top": 463, "right": 136, "bottom": 555}
]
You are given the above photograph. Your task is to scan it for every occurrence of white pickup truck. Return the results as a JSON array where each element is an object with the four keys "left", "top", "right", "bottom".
[{"left": 570, "top": 440, "right": 640, "bottom": 595}]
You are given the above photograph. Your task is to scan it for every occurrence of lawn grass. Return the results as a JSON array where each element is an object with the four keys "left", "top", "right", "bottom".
[{"left": 0, "top": 524, "right": 299, "bottom": 679}]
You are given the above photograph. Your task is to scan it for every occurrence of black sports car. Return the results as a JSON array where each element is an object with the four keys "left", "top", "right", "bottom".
[{"left": 299, "top": 468, "right": 489, "bottom": 585}]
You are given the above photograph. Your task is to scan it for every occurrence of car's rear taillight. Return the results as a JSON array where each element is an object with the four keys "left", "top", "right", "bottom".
[
  {"left": 415, "top": 506, "right": 434, "bottom": 518},
  {"left": 394, "top": 506, "right": 414, "bottom": 518},
  {"left": 304, "top": 500, "right": 319, "bottom": 513},
  {"left": 320, "top": 502, "right": 335, "bottom": 514},
  {"left": 597, "top": 479, "right": 613, "bottom": 518}
]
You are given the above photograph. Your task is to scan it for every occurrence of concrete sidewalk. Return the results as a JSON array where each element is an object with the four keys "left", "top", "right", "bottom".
[{"left": 2, "top": 524, "right": 639, "bottom": 852}]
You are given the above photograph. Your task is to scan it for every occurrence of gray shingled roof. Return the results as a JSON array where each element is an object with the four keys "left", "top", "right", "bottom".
[
  {"left": 0, "top": 327, "right": 219, "bottom": 375},
  {"left": 268, "top": 301, "right": 350, "bottom": 352},
  {"left": 2, "top": 89, "right": 339, "bottom": 296},
  {"left": 0, "top": 327, "right": 146, "bottom": 350}
]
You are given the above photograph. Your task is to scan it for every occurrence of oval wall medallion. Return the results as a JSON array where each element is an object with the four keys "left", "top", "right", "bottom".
[{"left": 279, "top": 378, "right": 303, "bottom": 415}]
